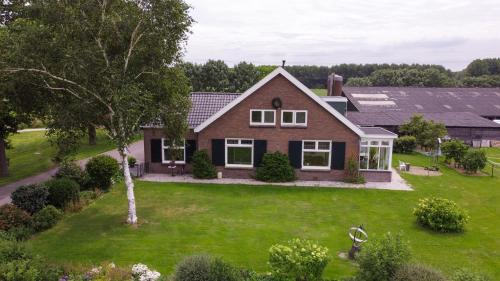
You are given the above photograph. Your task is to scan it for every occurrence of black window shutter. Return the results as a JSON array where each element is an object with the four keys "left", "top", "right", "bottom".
[
  {"left": 185, "top": 140, "right": 197, "bottom": 163},
  {"left": 288, "top": 141, "right": 302, "bottom": 169},
  {"left": 211, "top": 139, "right": 225, "bottom": 166},
  {"left": 331, "top": 142, "right": 346, "bottom": 170},
  {"left": 151, "top": 139, "right": 162, "bottom": 163},
  {"left": 253, "top": 140, "right": 267, "bottom": 167}
]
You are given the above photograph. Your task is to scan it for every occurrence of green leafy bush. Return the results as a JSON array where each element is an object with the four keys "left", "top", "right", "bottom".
[
  {"left": 192, "top": 150, "right": 217, "bottom": 179},
  {"left": 268, "top": 238, "right": 330, "bottom": 281},
  {"left": 440, "top": 140, "right": 469, "bottom": 166},
  {"left": 255, "top": 152, "right": 296, "bottom": 182},
  {"left": 10, "top": 184, "right": 49, "bottom": 214},
  {"left": 128, "top": 156, "right": 137, "bottom": 167},
  {"left": 414, "top": 198, "right": 469, "bottom": 232},
  {"left": 393, "top": 136, "right": 417, "bottom": 153},
  {"left": 452, "top": 269, "right": 491, "bottom": 281},
  {"left": 46, "top": 178, "right": 80, "bottom": 209},
  {"left": 55, "top": 159, "right": 86, "bottom": 186},
  {"left": 85, "top": 155, "right": 120, "bottom": 190},
  {"left": 0, "top": 204, "right": 32, "bottom": 232},
  {"left": 344, "top": 158, "right": 365, "bottom": 184},
  {"left": 356, "top": 232, "right": 411, "bottom": 281},
  {"left": 172, "top": 254, "right": 240, "bottom": 281},
  {"left": 461, "top": 150, "right": 487, "bottom": 174},
  {"left": 32, "top": 206, "right": 63, "bottom": 232},
  {"left": 392, "top": 264, "right": 446, "bottom": 281}
]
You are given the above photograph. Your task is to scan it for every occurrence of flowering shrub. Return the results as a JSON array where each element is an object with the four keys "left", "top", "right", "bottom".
[
  {"left": 132, "top": 263, "right": 161, "bottom": 281},
  {"left": 0, "top": 204, "right": 32, "bottom": 231},
  {"left": 268, "top": 238, "right": 330, "bottom": 281},
  {"left": 414, "top": 198, "right": 469, "bottom": 232}
]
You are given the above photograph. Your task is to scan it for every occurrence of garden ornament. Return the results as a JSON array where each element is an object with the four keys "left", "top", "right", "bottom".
[{"left": 348, "top": 225, "right": 368, "bottom": 259}]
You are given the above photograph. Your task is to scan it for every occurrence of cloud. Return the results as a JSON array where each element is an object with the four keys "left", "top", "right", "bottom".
[{"left": 183, "top": 0, "right": 500, "bottom": 70}]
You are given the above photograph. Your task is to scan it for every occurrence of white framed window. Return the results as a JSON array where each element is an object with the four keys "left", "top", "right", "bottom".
[
  {"left": 162, "top": 139, "right": 185, "bottom": 164},
  {"left": 359, "top": 139, "right": 391, "bottom": 171},
  {"left": 250, "top": 109, "right": 276, "bottom": 126},
  {"left": 225, "top": 138, "right": 254, "bottom": 168},
  {"left": 302, "top": 140, "right": 331, "bottom": 170},
  {"left": 281, "top": 110, "right": 307, "bottom": 127}
]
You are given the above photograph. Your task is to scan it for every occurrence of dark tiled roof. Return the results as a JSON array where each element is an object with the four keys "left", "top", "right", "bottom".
[
  {"left": 359, "top": 127, "right": 397, "bottom": 136},
  {"left": 188, "top": 92, "right": 240, "bottom": 128},
  {"left": 343, "top": 87, "right": 500, "bottom": 117},
  {"left": 142, "top": 92, "right": 240, "bottom": 129},
  {"left": 347, "top": 111, "right": 500, "bottom": 128}
]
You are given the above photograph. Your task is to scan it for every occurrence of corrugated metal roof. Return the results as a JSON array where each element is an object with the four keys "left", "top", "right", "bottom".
[
  {"left": 346, "top": 111, "right": 500, "bottom": 128},
  {"left": 344, "top": 87, "right": 500, "bottom": 117}
]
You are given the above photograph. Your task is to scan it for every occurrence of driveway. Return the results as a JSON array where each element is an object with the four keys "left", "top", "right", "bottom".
[{"left": 0, "top": 140, "right": 144, "bottom": 206}]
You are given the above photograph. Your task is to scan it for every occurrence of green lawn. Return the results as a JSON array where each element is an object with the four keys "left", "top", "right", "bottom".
[
  {"left": 311, "top": 88, "right": 327, "bottom": 96},
  {"left": 1, "top": 130, "right": 128, "bottom": 187},
  {"left": 28, "top": 152, "right": 500, "bottom": 279}
]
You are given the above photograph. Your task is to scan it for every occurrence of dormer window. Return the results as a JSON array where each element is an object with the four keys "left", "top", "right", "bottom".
[
  {"left": 281, "top": 110, "right": 307, "bottom": 127},
  {"left": 250, "top": 110, "right": 276, "bottom": 126}
]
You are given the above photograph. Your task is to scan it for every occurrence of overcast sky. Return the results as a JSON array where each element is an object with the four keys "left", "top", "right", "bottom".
[{"left": 183, "top": 0, "right": 500, "bottom": 71}]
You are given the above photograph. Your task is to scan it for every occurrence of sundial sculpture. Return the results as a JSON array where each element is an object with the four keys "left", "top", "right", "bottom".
[{"left": 348, "top": 225, "right": 368, "bottom": 259}]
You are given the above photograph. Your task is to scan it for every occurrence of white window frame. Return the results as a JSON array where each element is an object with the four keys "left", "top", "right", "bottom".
[
  {"left": 301, "top": 140, "right": 331, "bottom": 170},
  {"left": 250, "top": 109, "right": 276, "bottom": 126},
  {"left": 281, "top": 110, "right": 308, "bottom": 127},
  {"left": 359, "top": 139, "right": 392, "bottom": 171},
  {"left": 225, "top": 138, "right": 254, "bottom": 168},
  {"left": 161, "top": 138, "right": 186, "bottom": 164}
]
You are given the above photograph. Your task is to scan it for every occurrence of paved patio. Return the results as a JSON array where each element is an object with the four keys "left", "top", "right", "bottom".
[{"left": 140, "top": 168, "right": 412, "bottom": 191}]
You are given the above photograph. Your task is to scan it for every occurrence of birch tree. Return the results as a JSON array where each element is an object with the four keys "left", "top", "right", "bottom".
[{"left": 0, "top": 0, "right": 192, "bottom": 224}]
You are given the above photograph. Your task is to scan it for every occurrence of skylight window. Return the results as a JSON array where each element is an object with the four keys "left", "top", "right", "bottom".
[
  {"left": 358, "top": 100, "right": 396, "bottom": 106},
  {"left": 352, "top": 94, "right": 388, "bottom": 99},
  {"left": 443, "top": 104, "right": 452, "bottom": 110},
  {"left": 415, "top": 104, "right": 423, "bottom": 110}
]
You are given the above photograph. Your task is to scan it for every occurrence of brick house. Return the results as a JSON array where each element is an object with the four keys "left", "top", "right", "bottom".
[{"left": 142, "top": 67, "right": 397, "bottom": 182}]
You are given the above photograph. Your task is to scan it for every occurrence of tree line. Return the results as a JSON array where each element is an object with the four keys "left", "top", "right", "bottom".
[{"left": 182, "top": 58, "right": 500, "bottom": 91}]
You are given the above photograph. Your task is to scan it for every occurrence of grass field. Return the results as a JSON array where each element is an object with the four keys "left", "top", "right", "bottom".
[
  {"left": 311, "top": 88, "right": 327, "bottom": 96},
  {"left": 29, "top": 152, "right": 500, "bottom": 279},
  {"left": 1, "top": 130, "right": 129, "bottom": 187}
]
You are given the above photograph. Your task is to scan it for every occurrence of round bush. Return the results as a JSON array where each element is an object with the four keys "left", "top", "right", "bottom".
[
  {"left": 356, "top": 232, "right": 411, "bottom": 281},
  {"left": 0, "top": 205, "right": 32, "bottom": 231},
  {"left": 414, "top": 197, "right": 469, "bottom": 232},
  {"left": 269, "top": 238, "right": 330, "bottom": 281},
  {"left": 192, "top": 150, "right": 217, "bottom": 179},
  {"left": 46, "top": 178, "right": 80, "bottom": 209},
  {"left": 392, "top": 264, "right": 446, "bottom": 281},
  {"left": 393, "top": 136, "right": 417, "bottom": 154},
  {"left": 32, "top": 206, "right": 63, "bottom": 232},
  {"left": 255, "top": 152, "right": 296, "bottom": 182},
  {"left": 10, "top": 184, "right": 49, "bottom": 214},
  {"left": 173, "top": 255, "right": 240, "bottom": 281},
  {"left": 85, "top": 155, "right": 119, "bottom": 190},
  {"left": 461, "top": 150, "right": 487, "bottom": 174},
  {"left": 55, "top": 159, "right": 86, "bottom": 186}
]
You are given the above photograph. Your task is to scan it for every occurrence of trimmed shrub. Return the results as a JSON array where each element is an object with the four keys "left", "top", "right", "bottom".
[
  {"left": 269, "top": 238, "right": 330, "bottom": 281},
  {"left": 461, "top": 150, "right": 487, "bottom": 174},
  {"left": 344, "top": 158, "right": 366, "bottom": 184},
  {"left": 356, "top": 232, "right": 411, "bottom": 281},
  {"left": 0, "top": 204, "right": 32, "bottom": 231},
  {"left": 392, "top": 264, "right": 446, "bottom": 281},
  {"left": 85, "top": 155, "right": 120, "bottom": 190},
  {"left": 255, "top": 152, "right": 296, "bottom": 182},
  {"left": 11, "top": 184, "right": 49, "bottom": 214},
  {"left": 393, "top": 136, "right": 417, "bottom": 153},
  {"left": 172, "top": 254, "right": 240, "bottom": 281},
  {"left": 128, "top": 156, "right": 137, "bottom": 167},
  {"left": 32, "top": 206, "right": 63, "bottom": 232},
  {"left": 440, "top": 140, "right": 469, "bottom": 166},
  {"left": 414, "top": 197, "right": 469, "bottom": 232},
  {"left": 55, "top": 159, "right": 86, "bottom": 185},
  {"left": 192, "top": 150, "right": 217, "bottom": 179},
  {"left": 46, "top": 178, "right": 80, "bottom": 209},
  {"left": 452, "top": 269, "right": 491, "bottom": 281}
]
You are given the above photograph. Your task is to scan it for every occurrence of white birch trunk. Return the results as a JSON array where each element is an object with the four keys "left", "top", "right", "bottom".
[{"left": 121, "top": 147, "right": 138, "bottom": 224}]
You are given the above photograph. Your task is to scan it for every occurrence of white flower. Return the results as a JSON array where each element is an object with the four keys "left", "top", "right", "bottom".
[{"left": 109, "top": 262, "right": 116, "bottom": 268}]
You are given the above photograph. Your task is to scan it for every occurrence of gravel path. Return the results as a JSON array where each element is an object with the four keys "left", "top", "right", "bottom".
[{"left": 0, "top": 140, "right": 144, "bottom": 206}]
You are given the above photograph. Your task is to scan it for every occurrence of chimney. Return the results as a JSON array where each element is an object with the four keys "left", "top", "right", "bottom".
[{"left": 327, "top": 73, "right": 343, "bottom": 96}]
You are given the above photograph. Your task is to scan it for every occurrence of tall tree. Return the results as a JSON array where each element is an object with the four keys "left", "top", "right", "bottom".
[
  {"left": 199, "top": 60, "right": 230, "bottom": 92},
  {"left": 229, "top": 62, "right": 260, "bottom": 92},
  {"left": 1, "top": 0, "right": 192, "bottom": 224}
]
